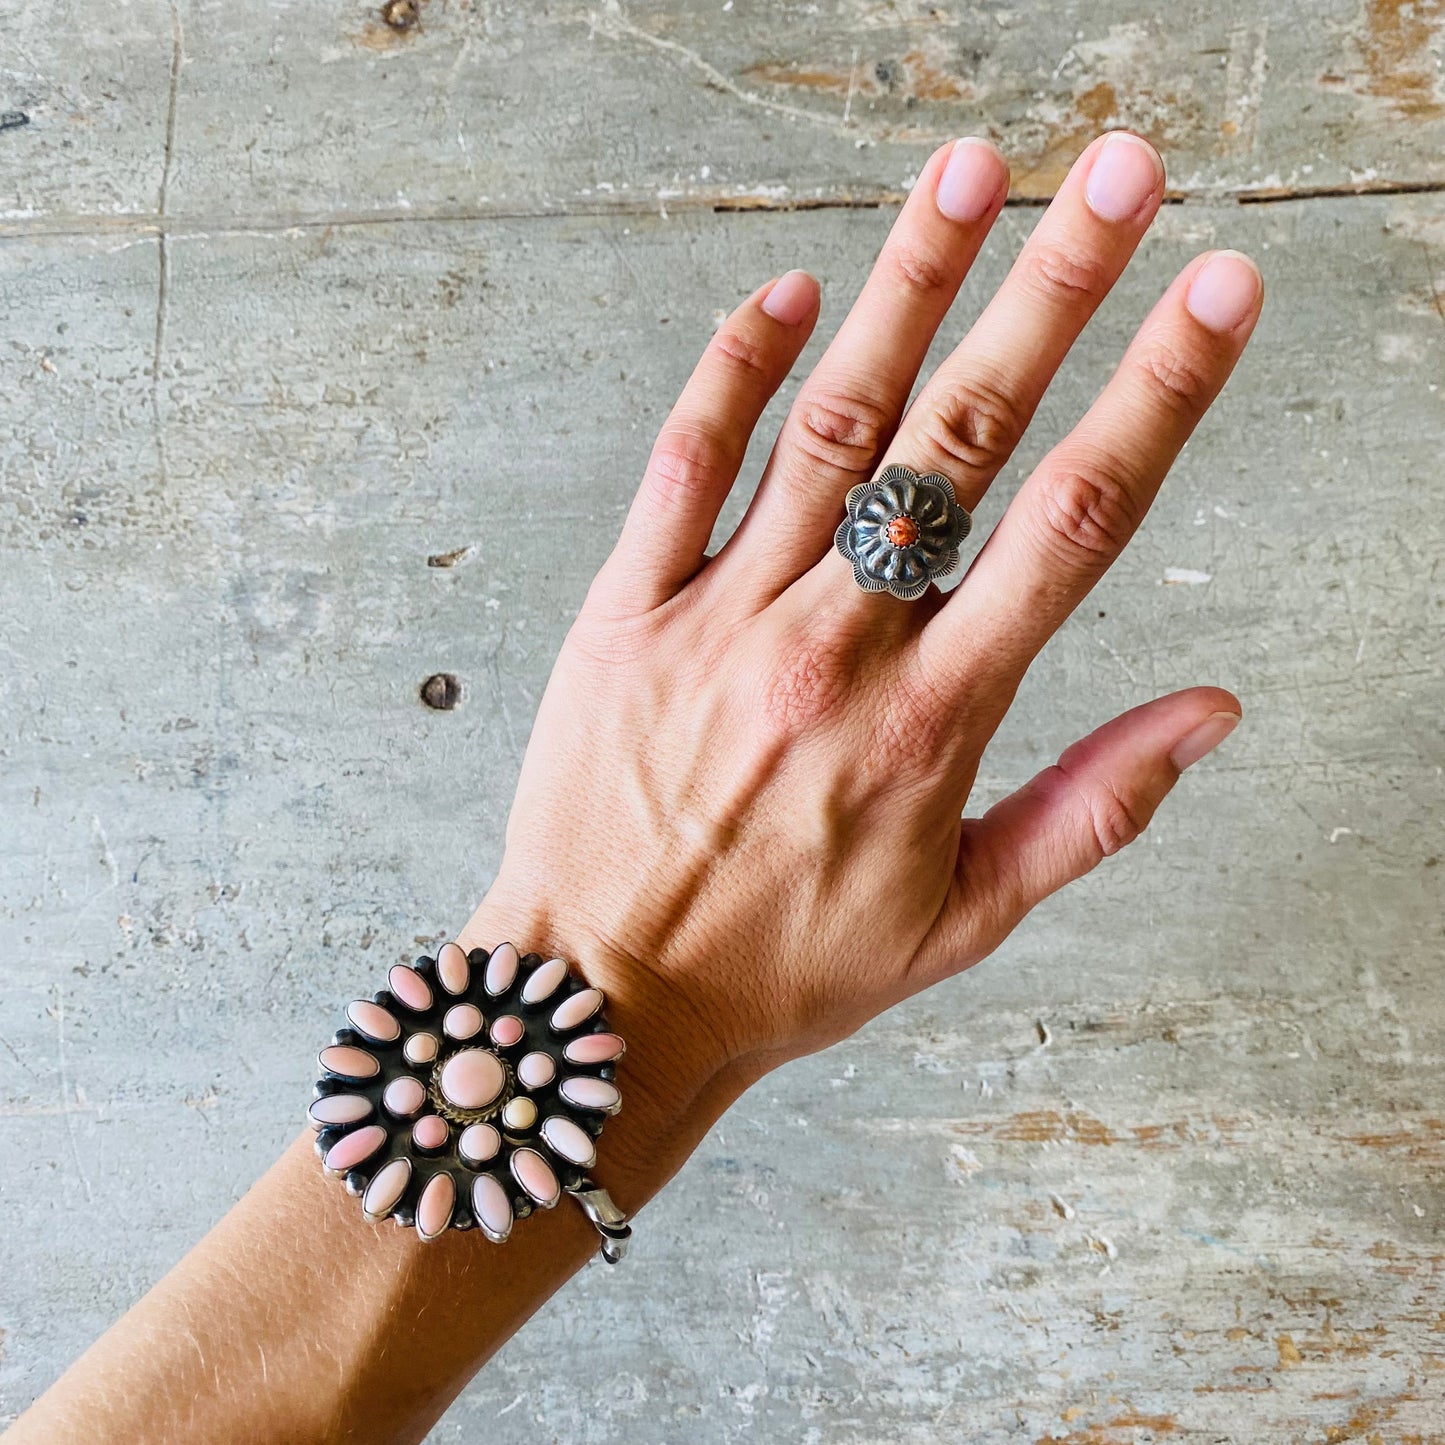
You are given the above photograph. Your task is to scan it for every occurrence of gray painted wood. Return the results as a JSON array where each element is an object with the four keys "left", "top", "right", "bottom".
[
  {"left": 1, "top": 3, "right": 1443, "bottom": 1440},
  {"left": 3, "top": 0, "right": 1444, "bottom": 232}
]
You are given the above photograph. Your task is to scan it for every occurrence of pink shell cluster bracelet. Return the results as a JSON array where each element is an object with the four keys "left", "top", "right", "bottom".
[{"left": 309, "top": 941, "right": 632, "bottom": 1263}]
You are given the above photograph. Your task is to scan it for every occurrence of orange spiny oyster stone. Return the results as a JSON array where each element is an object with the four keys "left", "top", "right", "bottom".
[{"left": 885, "top": 514, "right": 920, "bottom": 547}]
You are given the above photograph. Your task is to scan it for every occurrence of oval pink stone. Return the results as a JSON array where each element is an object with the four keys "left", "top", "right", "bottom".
[
  {"left": 517, "top": 1051, "right": 556, "bottom": 1089},
  {"left": 346, "top": 1000, "right": 400, "bottom": 1044},
  {"left": 383, "top": 1076, "right": 426, "bottom": 1118},
  {"left": 404, "top": 1032, "right": 438, "bottom": 1066},
  {"left": 324, "top": 1124, "right": 387, "bottom": 1173},
  {"left": 559, "top": 1076, "right": 621, "bottom": 1113},
  {"left": 510, "top": 1147, "right": 560, "bottom": 1208},
  {"left": 521, "top": 956, "right": 567, "bottom": 1005},
  {"left": 541, "top": 1114, "right": 596, "bottom": 1168},
  {"left": 458, "top": 1122, "right": 500, "bottom": 1165},
  {"left": 412, "top": 1114, "right": 449, "bottom": 1150},
  {"left": 563, "top": 1032, "right": 625, "bottom": 1066},
  {"left": 319, "top": 1045, "right": 379, "bottom": 1081},
  {"left": 437, "top": 942, "right": 470, "bottom": 995},
  {"left": 490, "top": 1014, "right": 524, "bottom": 1048},
  {"left": 444, "top": 1004, "right": 484, "bottom": 1040},
  {"left": 550, "top": 988, "right": 603, "bottom": 1032},
  {"left": 388, "top": 964, "right": 432, "bottom": 1012},
  {"left": 362, "top": 1158, "right": 411, "bottom": 1221},
  {"left": 484, "top": 942, "right": 520, "bottom": 996},
  {"left": 416, "top": 1171, "right": 456, "bottom": 1241},
  {"left": 309, "top": 1093, "right": 373, "bottom": 1129},
  {"left": 438, "top": 1048, "right": 505, "bottom": 1112},
  {"left": 472, "top": 1174, "right": 513, "bottom": 1242}
]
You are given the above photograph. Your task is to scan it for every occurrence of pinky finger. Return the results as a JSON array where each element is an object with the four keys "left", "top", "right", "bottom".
[
  {"left": 910, "top": 687, "right": 1241, "bottom": 986},
  {"left": 590, "top": 270, "right": 820, "bottom": 616}
]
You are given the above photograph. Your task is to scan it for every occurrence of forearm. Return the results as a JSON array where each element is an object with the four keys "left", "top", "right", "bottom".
[{"left": 7, "top": 898, "right": 750, "bottom": 1445}]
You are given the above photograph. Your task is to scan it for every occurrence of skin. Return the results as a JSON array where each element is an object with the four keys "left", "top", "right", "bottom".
[{"left": 7, "top": 132, "right": 1261, "bottom": 1445}]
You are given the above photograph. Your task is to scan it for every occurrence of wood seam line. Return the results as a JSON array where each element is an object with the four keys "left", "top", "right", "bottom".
[{"left": 2, "top": 178, "right": 1442, "bottom": 243}]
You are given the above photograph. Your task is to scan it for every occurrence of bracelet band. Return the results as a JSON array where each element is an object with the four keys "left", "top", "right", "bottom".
[{"left": 310, "top": 941, "right": 631, "bottom": 1263}]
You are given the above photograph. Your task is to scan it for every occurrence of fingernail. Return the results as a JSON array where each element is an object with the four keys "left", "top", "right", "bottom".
[
  {"left": 1083, "top": 131, "right": 1163, "bottom": 223},
  {"left": 1186, "top": 250, "right": 1262, "bottom": 334},
  {"left": 1170, "top": 711, "right": 1240, "bottom": 772},
  {"left": 936, "top": 137, "right": 1008, "bottom": 223},
  {"left": 761, "top": 269, "right": 817, "bottom": 325}
]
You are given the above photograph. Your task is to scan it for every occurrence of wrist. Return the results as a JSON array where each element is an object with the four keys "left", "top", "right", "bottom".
[{"left": 455, "top": 885, "right": 749, "bottom": 1216}]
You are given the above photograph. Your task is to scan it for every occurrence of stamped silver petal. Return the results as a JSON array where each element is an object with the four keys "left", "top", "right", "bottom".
[
  {"left": 844, "top": 479, "right": 884, "bottom": 517},
  {"left": 852, "top": 559, "right": 887, "bottom": 592},
  {"left": 933, "top": 546, "right": 962, "bottom": 579},
  {"left": 925, "top": 472, "right": 957, "bottom": 503}
]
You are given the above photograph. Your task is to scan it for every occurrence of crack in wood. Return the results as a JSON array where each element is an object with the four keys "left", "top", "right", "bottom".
[{"left": 3, "top": 175, "right": 1442, "bottom": 246}]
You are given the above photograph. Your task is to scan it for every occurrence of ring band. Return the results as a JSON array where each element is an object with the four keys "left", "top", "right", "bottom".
[{"left": 833, "top": 464, "right": 972, "bottom": 600}]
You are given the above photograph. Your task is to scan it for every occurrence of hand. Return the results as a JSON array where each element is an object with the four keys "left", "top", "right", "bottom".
[{"left": 463, "top": 131, "right": 1258, "bottom": 1194}]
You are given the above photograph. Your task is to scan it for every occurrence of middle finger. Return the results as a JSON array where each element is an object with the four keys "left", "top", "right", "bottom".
[{"left": 875, "top": 131, "right": 1166, "bottom": 518}]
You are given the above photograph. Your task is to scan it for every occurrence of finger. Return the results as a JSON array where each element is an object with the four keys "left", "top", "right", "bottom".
[
  {"left": 878, "top": 131, "right": 1164, "bottom": 513},
  {"left": 923, "top": 249, "right": 1264, "bottom": 701},
  {"left": 719, "top": 138, "right": 1010, "bottom": 602},
  {"left": 909, "top": 687, "right": 1241, "bottom": 985},
  {"left": 591, "top": 270, "right": 820, "bottom": 615}
]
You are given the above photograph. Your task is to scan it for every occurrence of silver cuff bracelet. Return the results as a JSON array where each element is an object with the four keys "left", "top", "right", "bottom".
[{"left": 310, "top": 941, "right": 631, "bottom": 1263}]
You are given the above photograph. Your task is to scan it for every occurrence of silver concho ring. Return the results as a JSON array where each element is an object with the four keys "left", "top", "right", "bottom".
[
  {"left": 833, "top": 464, "right": 973, "bottom": 601},
  {"left": 311, "top": 941, "right": 632, "bottom": 1262}
]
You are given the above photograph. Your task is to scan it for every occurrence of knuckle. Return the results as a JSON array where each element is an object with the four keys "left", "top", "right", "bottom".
[
  {"left": 709, "top": 326, "right": 773, "bottom": 380},
  {"left": 791, "top": 389, "right": 892, "bottom": 480},
  {"left": 645, "top": 425, "right": 729, "bottom": 508},
  {"left": 1131, "top": 341, "right": 1215, "bottom": 417},
  {"left": 916, "top": 374, "right": 1028, "bottom": 479},
  {"left": 1072, "top": 767, "right": 1149, "bottom": 859},
  {"left": 1031, "top": 457, "right": 1139, "bottom": 566},
  {"left": 1025, "top": 241, "right": 1113, "bottom": 305},
  {"left": 885, "top": 239, "right": 955, "bottom": 297}
]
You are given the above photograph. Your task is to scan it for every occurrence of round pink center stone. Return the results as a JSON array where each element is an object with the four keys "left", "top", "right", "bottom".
[{"left": 438, "top": 1047, "right": 505, "bottom": 1112}]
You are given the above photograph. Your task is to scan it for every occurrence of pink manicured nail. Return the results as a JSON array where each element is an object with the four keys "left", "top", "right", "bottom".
[
  {"left": 1186, "top": 250, "right": 1263, "bottom": 334},
  {"left": 761, "top": 269, "right": 817, "bottom": 325},
  {"left": 936, "top": 137, "right": 1008, "bottom": 223},
  {"left": 1169, "top": 711, "right": 1240, "bottom": 771},
  {"left": 1084, "top": 132, "right": 1163, "bottom": 223}
]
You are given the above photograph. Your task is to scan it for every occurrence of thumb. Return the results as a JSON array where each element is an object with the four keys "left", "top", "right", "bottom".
[{"left": 913, "top": 687, "right": 1241, "bottom": 983}]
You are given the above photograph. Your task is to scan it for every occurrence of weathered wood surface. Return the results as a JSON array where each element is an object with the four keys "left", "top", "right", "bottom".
[
  {"left": 2, "top": 2, "right": 1443, "bottom": 1441},
  {"left": 3, "top": 0, "right": 1444, "bottom": 232}
]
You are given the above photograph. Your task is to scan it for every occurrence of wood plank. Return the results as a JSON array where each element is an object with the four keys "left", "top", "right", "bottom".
[
  {"left": 3, "top": 0, "right": 1444, "bottom": 232},
  {"left": 0, "top": 194, "right": 1441, "bottom": 1439}
]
